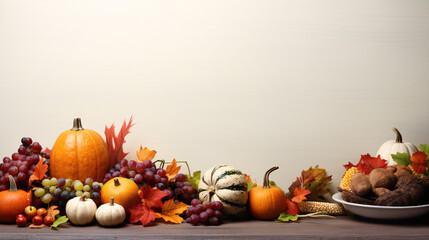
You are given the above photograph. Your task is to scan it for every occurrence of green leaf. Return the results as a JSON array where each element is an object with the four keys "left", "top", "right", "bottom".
[
  {"left": 51, "top": 215, "right": 69, "bottom": 230},
  {"left": 277, "top": 212, "right": 299, "bottom": 222},
  {"left": 391, "top": 152, "right": 411, "bottom": 166},
  {"left": 420, "top": 144, "right": 429, "bottom": 157},
  {"left": 247, "top": 182, "right": 254, "bottom": 191},
  {"left": 186, "top": 170, "right": 201, "bottom": 190},
  {"left": 269, "top": 180, "right": 276, "bottom": 186}
]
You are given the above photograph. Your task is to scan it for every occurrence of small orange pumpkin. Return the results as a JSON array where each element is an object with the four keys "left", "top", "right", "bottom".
[
  {"left": 249, "top": 166, "right": 286, "bottom": 220},
  {"left": 0, "top": 176, "right": 30, "bottom": 223},
  {"left": 50, "top": 118, "right": 109, "bottom": 182},
  {"left": 100, "top": 177, "right": 140, "bottom": 214}
]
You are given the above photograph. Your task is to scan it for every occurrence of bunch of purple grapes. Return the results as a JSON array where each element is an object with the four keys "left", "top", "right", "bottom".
[
  {"left": 185, "top": 199, "right": 224, "bottom": 225},
  {"left": 103, "top": 159, "right": 197, "bottom": 204},
  {"left": 0, "top": 137, "right": 47, "bottom": 190}
]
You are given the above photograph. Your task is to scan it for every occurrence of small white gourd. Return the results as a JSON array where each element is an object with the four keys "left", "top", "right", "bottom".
[
  {"left": 96, "top": 197, "right": 126, "bottom": 227},
  {"left": 66, "top": 195, "right": 97, "bottom": 225},
  {"left": 376, "top": 128, "right": 418, "bottom": 166}
]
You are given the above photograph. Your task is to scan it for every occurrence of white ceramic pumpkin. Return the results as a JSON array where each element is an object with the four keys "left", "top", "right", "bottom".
[
  {"left": 198, "top": 165, "right": 248, "bottom": 216},
  {"left": 376, "top": 128, "right": 418, "bottom": 166},
  {"left": 66, "top": 196, "right": 97, "bottom": 225},
  {"left": 95, "top": 197, "right": 126, "bottom": 227}
]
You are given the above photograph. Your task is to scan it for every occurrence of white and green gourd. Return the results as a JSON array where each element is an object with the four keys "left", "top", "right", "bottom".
[{"left": 198, "top": 165, "right": 248, "bottom": 216}]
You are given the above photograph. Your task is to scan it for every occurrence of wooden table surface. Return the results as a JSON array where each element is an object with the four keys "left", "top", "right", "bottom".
[{"left": 1, "top": 215, "right": 429, "bottom": 240}]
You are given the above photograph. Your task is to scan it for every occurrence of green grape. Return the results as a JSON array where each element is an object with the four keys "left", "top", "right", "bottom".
[
  {"left": 41, "top": 193, "right": 53, "bottom": 204},
  {"left": 74, "top": 182, "right": 83, "bottom": 191},
  {"left": 82, "top": 192, "right": 90, "bottom": 199},
  {"left": 65, "top": 187, "right": 72, "bottom": 192},
  {"left": 44, "top": 186, "right": 50, "bottom": 191},
  {"left": 75, "top": 190, "right": 83, "bottom": 197},
  {"left": 83, "top": 185, "right": 91, "bottom": 192},
  {"left": 50, "top": 177, "right": 58, "bottom": 186},
  {"left": 49, "top": 186, "right": 56, "bottom": 194},
  {"left": 65, "top": 179, "right": 73, "bottom": 187},
  {"left": 42, "top": 179, "right": 51, "bottom": 187},
  {"left": 92, "top": 181, "right": 99, "bottom": 187},
  {"left": 34, "top": 188, "right": 45, "bottom": 198}
]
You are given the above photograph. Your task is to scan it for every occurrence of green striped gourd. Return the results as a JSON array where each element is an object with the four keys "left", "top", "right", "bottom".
[{"left": 198, "top": 165, "right": 248, "bottom": 216}]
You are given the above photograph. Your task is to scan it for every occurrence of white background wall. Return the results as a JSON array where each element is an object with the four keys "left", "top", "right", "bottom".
[{"left": 1, "top": 0, "right": 428, "bottom": 191}]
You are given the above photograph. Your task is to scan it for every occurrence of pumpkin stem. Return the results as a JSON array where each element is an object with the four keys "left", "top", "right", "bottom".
[
  {"left": 80, "top": 195, "right": 87, "bottom": 201},
  {"left": 392, "top": 128, "right": 402, "bottom": 143},
  {"left": 110, "top": 197, "right": 115, "bottom": 206},
  {"left": 263, "top": 166, "right": 279, "bottom": 189},
  {"left": 8, "top": 175, "right": 18, "bottom": 192},
  {"left": 114, "top": 178, "right": 120, "bottom": 187},
  {"left": 72, "top": 118, "right": 84, "bottom": 131}
]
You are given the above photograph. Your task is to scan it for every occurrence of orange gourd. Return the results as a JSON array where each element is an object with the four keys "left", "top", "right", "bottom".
[
  {"left": 100, "top": 177, "right": 140, "bottom": 214},
  {"left": 0, "top": 176, "right": 30, "bottom": 223},
  {"left": 249, "top": 166, "right": 286, "bottom": 220},
  {"left": 50, "top": 118, "right": 109, "bottom": 182}
]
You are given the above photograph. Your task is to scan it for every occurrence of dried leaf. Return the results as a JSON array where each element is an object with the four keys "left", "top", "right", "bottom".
[
  {"left": 343, "top": 162, "right": 356, "bottom": 170},
  {"left": 165, "top": 159, "right": 181, "bottom": 182},
  {"left": 129, "top": 203, "right": 158, "bottom": 226},
  {"left": 28, "top": 158, "right": 49, "bottom": 187},
  {"left": 138, "top": 185, "right": 168, "bottom": 209},
  {"left": 411, "top": 151, "right": 428, "bottom": 174},
  {"left": 292, "top": 187, "right": 311, "bottom": 204},
  {"left": 285, "top": 199, "right": 300, "bottom": 216},
  {"left": 136, "top": 146, "right": 157, "bottom": 162},
  {"left": 287, "top": 166, "right": 331, "bottom": 201},
  {"left": 29, "top": 224, "right": 46, "bottom": 228},
  {"left": 356, "top": 154, "right": 387, "bottom": 175},
  {"left": 277, "top": 212, "right": 299, "bottom": 222},
  {"left": 105, "top": 116, "right": 135, "bottom": 169},
  {"left": 155, "top": 199, "right": 189, "bottom": 224},
  {"left": 47, "top": 206, "right": 60, "bottom": 220},
  {"left": 51, "top": 215, "right": 68, "bottom": 230}
]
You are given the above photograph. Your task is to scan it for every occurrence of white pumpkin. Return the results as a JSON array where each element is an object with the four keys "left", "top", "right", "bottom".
[
  {"left": 96, "top": 197, "right": 126, "bottom": 227},
  {"left": 66, "top": 196, "right": 97, "bottom": 225},
  {"left": 198, "top": 165, "right": 248, "bottom": 216},
  {"left": 376, "top": 128, "right": 418, "bottom": 166}
]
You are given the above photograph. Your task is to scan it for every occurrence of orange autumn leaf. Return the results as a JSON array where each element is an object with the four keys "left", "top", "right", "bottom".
[
  {"left": 291, "top": 187, "right": 311, "bottom": 204},
  {"left": 136, "top": 146, "right": 157, "bottom": 162},
  {"left": 411, "top": 151, "right": 428, "bottom": 174},
  {"left": 105, "top": 116, "right": 134, "bottom": 169},
  {"left": 28, "top": 158, "right": 49, "bottom": 187},
  {"left": 47, "top": 206, "right": 60, "bottom": 220},
  {"left": 285, "top": 199, "right": 300, "bottom": 216},
  {"left": 138, "top": 185, "right": 168, "bottom": 209},
  {"left": 129, "top": 203, "right": 158, "bottom": 227},
  {"left": 155, "top": 199, "right": 189, "bottom": 224},
  {"left": 29, "top": 223, "right": 46, "bottom": 228},
  {"left": 165, "top": 159, "right": 181, "bottom": 181}
]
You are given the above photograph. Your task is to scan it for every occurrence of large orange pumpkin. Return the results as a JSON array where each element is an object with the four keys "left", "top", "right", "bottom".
[
  {"left": 0, "top": 176, "right": 30, "bottom": 223},
  {"left": 50, "top": 118, "right": 109, "bottom": 182},
  {"left": 248, "top": 166, "right": 286, "bottom": 220},
  {"left": 100, "top": 177, "right": 140, "bottom": 214}
]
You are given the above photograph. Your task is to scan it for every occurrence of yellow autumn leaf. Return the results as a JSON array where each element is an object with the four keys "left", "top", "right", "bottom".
[
  {"left": 136, "top": 146, "right": 157, "bottom": 162},
  {"left": 306, "top": 165, "right": 326, "bottom": 181},
  {"left": 165, "top": 159, "right": 181, "bottom": 181},
  {"left": 155, "top": 199, "right": 189, "bottom": 224}
]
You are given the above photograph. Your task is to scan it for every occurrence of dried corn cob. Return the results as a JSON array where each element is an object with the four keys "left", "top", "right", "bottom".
[
  {"left": 340, "top": 167, "right": 359, "bottom": 190},
  {"left": 298, "top": 201, "right": 345, "bottom": 215},
  {"left": 408, "top": 165, "right": 425, "bottom": 178}
]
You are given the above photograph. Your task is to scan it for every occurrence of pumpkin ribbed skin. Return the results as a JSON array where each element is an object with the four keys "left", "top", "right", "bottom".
[
  {"left": 198, "top": 165, "right": 248, "bottom": 216},
  {"left": 249, "top": 185, "right": 286, "bottom": 219},
  {"left": 0, "top": 176, "right": 30, "bottom": 223},
  {"left": 100, "top": 177, "right": 140, "bottom": 215},
  {"left": 51, "top": 118, "right": 109, "bottom": 182}
]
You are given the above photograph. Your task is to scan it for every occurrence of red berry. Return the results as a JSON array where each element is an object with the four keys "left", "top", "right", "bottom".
[
  {"left": 204, "top": 202, "right": 212, "bottom": 209},
  {"left": 212, "top": 201, "right": 223, "bottom": 210},
  {"left": 208, "top": 216, "right": 219, "bottom": 225},
  {"left": 206, "top": 208, "right": 214, "bottom": 217},
  {"left": 191, "top": 199, "right": 201, "bottom": 207}
]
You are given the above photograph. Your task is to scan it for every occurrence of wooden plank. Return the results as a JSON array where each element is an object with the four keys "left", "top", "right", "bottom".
[{"left": 1, "top": 216, "right": 429, "bottom": 239}]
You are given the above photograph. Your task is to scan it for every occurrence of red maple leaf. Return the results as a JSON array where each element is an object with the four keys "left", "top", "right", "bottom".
[
  {"left": 105, "top": 116, "right": 135, "bottom": 169},
  {"left": 138, "top": 185, "right": 168, "bottom": 209},
  {"left": 291, "top": 187, "right": 311, "bottom": 204},
  {"left": 411, "top": 151, "right": 428, "bottom": 174},
  {"left": 28, "top": 158, "right": 49, "bottom": 187},
  {"left": 285, "top": 199, "right": 300, "bottom": 216},
  {"left": 129, "top": 203, "right": 158, "bottom": 226},
  {"left": 356, "top": 154, "right": 387, "bottom": 175},
  {"left": 343, "top": 162, "right": 356, "bottom": 170}
]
